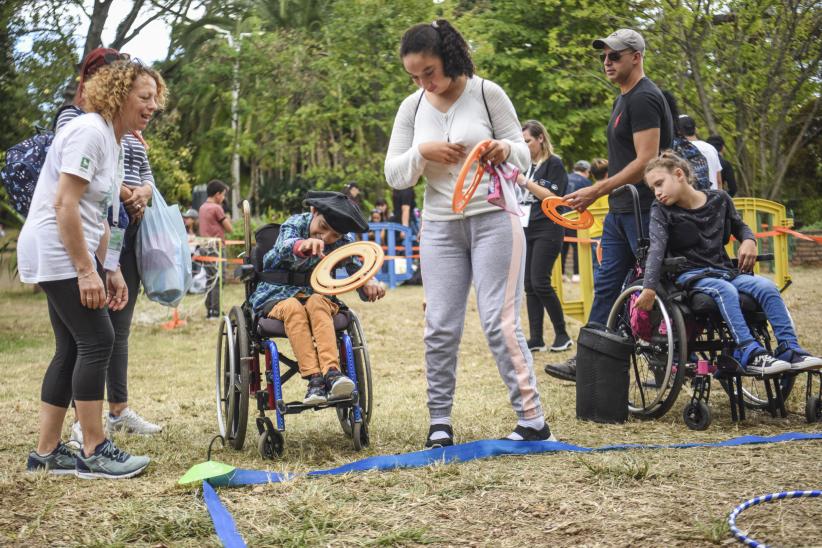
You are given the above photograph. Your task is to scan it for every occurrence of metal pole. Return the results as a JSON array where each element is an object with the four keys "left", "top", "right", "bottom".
[{"left": 229, "top": 35, "right": 241, "bottom": 221}]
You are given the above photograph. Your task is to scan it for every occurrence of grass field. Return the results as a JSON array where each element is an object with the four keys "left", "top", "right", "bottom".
[{"left": 0, "top": 267, "right": 820, "bottom": 547}]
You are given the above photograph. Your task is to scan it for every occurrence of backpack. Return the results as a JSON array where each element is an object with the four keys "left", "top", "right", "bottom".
[
  {"left": 672, "top": 137, "right": 711, "bottom": 190},
  {"left": 1, "top": 105, "right": 75, "bottom": 217}
]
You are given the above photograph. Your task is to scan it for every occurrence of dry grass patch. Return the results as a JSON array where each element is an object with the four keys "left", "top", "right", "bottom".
[{"left": 0, "top": 268, "right": 821, "bottom": 546}]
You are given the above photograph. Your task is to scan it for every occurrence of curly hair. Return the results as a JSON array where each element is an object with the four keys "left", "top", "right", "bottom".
[
  {"left": 83, "top": 60, "right": 167, "bottom": 123},
  {"left": 400, "top": 19, "right": 474, "bottom": 78},
  {"left": 645, "top": 150, "right": 696, "bottom": 187},
  {"left": 521, "top": 120, "right": 553, "bottom": 163},
  {"left": 590, "top": 158, "right": 608, "bottom": 181}
]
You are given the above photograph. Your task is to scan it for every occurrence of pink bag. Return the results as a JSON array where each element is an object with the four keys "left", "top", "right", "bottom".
[
  {"left": 486, "top": 162, "right": 523, "bottom": 216},
  {"left": 629, "top": 291, "right": 654, "bottom": 341}
]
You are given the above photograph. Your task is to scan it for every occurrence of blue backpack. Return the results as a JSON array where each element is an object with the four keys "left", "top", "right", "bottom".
[
  {"left": 672, "top": 137, "right": 711, "bottom": 190},
  {"left": 1, "top": 106, "right": 74, "bottom": 217}
]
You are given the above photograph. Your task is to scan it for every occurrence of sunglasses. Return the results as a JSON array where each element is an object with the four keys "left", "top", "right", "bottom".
[{"left": 599, "top": 49, "right": 634, "bottom": 63}]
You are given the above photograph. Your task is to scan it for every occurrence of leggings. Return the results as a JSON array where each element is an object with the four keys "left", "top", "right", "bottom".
[
  {"left": 39, "top": 273, "right": 115, "bottom": 407},
  {"left": 106, "top": 223, "right": 140, "bottom": 403},
  {"left": 524, "top": 228, "right": 567, "bottom": 343}
]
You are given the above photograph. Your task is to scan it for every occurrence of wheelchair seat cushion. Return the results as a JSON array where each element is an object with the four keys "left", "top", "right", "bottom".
[
  {"left": 257, "top": 309, "right": 351, "bottom": 338},
  {"left": 688, "top": 291, "right": 760, "bottom": 316}
]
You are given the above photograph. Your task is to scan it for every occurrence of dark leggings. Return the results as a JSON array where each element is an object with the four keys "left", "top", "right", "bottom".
[
  {"left": 106, "top": 223, "right": 140, "bottom": 403},
  {"left": 524, "top": 229, "right": 567, "bottom": 344},
  {"left": 40, "top": 272, "right": 115, "bottom": 406},
  {"left": 561, "top": 228, "right": 580, "bottom": 276}
]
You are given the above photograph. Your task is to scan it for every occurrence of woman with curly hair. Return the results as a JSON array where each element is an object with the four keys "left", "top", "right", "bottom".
[
  {"left": 385, "top": 19, "right": 554, "bottom": 447},
  {"left": 18, "top": 59, "right": 166, "bottom": 479},
  {"left": 55, "top": 48, "right": 164, "bottom": 446}
]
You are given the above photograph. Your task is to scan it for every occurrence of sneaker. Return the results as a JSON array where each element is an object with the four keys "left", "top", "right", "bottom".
[
  {"left": 503, "top": 424, "right": 558, "bottom": 442},
  {"left": 303, "top": 375, "right": 328, "bottom": 406},
  {"left": 775, "top": 345, "right": 822, "bottom": 371},
  {"left": 75, "top": 439, "right": 150, "bottom": 479},
  {"left": 528, "top": 340, "right": 547, "bottom": 352},
  {"left": 69, "top": 420, "right": 84, "bottom": 448},
  {"left": 544, "top": 356, "right": 577, "bottom": 382},
  {"left": 26, "top": 441, "right": 77, "bottom": 475},
  {"left": 744, "top": 352, "right": 791, "bottom": 376},
  {"left": 106, "top": 408, "right": 163, "bottom": 436},
  {"left": 325, "top": 368, "right": 355, "bottom": 400},
  {"left": 550, "top": 333, "right": 573, "bottom": 352},
  {"left": 424, "top": 424, "right": 454, "bottom": 448},
  {"left": 571, "top": 274, "right": 580, "bottom": 283}
]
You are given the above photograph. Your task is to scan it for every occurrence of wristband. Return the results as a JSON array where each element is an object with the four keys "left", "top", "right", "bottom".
[{"left": 78, "top": 270, "right": 95, "bottom": 280}]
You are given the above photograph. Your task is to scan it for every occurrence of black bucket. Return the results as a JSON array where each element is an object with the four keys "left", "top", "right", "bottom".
[{"left": 575, "top": 323, "right": 634, "bottom": 423}]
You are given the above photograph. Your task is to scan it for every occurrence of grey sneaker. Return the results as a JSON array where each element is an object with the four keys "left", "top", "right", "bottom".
[
  {"left": 325, "top": 369, "right": 355, "bottom": 400},
  {"left": 105, "top": 408, "right": 163, "bottom": 436},
  {"left": 75, "top": 439, "right": 150, "bottom": 479},
  {"left": 27, "top": 441, "right": 77, "bottom": 475}
]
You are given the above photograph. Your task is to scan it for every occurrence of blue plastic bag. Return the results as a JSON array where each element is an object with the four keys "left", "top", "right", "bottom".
[{"left": 136, "top": 188, "right": 192, "bottom": 307}]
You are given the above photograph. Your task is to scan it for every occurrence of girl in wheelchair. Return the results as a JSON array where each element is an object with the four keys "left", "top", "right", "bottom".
[
  {"left": 635, "top": 151, "right": 822, "bottom": 375},
  {"left": 248, "top": 191, "right": 385, "bottom": 406}
]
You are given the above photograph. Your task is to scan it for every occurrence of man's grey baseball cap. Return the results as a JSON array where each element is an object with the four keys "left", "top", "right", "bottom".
[
  {"left": 574, "top": 160, "right": 591, "bottom": 172},
  {"left": 592, "top": 29, "right": 645, "bottom": 53}
]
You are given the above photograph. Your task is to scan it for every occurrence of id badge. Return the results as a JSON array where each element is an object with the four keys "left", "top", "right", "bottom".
[
  {"left": 104, "top": 226, "right": 125, "bottom": 271},
  {"left": 519, "top": 204, "right": 531, "bottom": 228}
]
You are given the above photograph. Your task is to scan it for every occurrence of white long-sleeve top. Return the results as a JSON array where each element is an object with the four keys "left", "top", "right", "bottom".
[{"left": 384, "top": 76, "right": 529, "bottom": 221}]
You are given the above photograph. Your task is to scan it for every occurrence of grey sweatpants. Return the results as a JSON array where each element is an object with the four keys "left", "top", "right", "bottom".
[{"left": 420, "top": 209, "right": 544, "bottom": 421}]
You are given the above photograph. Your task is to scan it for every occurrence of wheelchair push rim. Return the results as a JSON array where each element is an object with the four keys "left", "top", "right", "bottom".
[{"left": 607, "top": 283, "right": 687, "bottom": 419}]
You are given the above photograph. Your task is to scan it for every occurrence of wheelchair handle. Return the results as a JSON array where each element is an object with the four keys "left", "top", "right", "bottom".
[{"left": 612, "top": 184, "right": 647, "bottom": 244}]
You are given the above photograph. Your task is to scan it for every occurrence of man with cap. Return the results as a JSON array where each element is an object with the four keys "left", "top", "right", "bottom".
[
  {"left": 547, "top": 29, "right": 673, "bottom": 381},
  {"left": 248, "top": 191, "right": 385, "bottom": 405},
  {"left": 679, "top": 114, "right": 723, "bottom": 190},
  {"left": 562, "top": 160, "right": 593, "bottom": 283}
]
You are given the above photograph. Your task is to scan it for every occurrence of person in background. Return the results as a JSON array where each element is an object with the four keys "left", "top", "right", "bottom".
[
  {"left": 706, "top": 134, "right": 737, "bottom": 197},
  {"left": 342, "top": 182, "right": 363, "bottom": 210},
  {"left": 562, "top": 160, "right": 592, "bottom": 283},
  {"left": 198, "top": 180, "right": 232, "bottom": 319},
  {"left": 518, "top": 120, "right": 573, "bottom": 353},
  {"left": 374, "top": 198, "right": 390, "bottom": 222},
  {"left": 678, "top": 114, "right": 722, "bottom": 191},
  {"left": 392, "top": 186, "right": 419, "bottom": 240},
  {"left": 19, "top": 60, "right": 165, "bottom": 478},
  {"left": 56, "top": 47, "right": 163, "bottom": 444}
]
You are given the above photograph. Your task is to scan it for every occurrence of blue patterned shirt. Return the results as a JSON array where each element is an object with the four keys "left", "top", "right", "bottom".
[{"left": 248, "top": 212, "right": 358, "bottom": 311}]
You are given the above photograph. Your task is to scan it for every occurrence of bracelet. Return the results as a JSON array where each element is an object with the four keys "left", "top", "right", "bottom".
[{"left": 78, "top": 270, "right": 96, "bottom": 280}]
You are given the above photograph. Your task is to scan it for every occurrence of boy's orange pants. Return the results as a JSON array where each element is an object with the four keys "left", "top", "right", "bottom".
[{"left": 268, "top": 294, "right": 340, "bottom": 378}]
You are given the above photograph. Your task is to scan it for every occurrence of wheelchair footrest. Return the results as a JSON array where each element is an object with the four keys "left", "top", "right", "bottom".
[{"left": 281, "top": 392, "right": 359, "bottom": 415}]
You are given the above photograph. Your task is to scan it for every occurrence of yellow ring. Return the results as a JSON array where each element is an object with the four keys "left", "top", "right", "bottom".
[{"left": 310, "top": 241, "right": 385, "bottom": 295}]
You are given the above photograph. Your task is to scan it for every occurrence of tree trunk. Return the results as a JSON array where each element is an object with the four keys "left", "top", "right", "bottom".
[{"left": 83, "top": 0, "right": 113, "bottom": 58}]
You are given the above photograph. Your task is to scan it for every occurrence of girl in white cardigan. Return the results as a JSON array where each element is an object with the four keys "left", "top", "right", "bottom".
[{"left": 385, "top": 19, "right": 554, "bottom": 447}]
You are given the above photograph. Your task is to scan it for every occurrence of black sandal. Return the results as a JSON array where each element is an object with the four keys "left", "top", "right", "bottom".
[{"left": 424, "top": 424, "right": 454, "bottom": 448}]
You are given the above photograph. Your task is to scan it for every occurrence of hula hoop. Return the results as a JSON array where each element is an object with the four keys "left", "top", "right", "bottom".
[
  {"left": 728, "top": 489, "right": 821, "bottom": 547},
  {"left": 452, "top": 139, "right": 492, "bottom": 213},
  {"left": 540, "top": 197, "right": 594, "bottom": 230},
  {"left": 310, "top": 241, "right": 384, "bottom": 296}
]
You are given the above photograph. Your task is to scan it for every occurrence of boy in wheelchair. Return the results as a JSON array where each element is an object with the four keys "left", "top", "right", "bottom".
[
  {"left": 248, "top": 191, "right": 385, "bottom": 406},
  {"left": 635, "top": 151, "right": 822, "bottom": 375}
]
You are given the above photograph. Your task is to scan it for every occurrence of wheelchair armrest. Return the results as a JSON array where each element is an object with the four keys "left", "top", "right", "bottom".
[
  {"left": 730, "top": 253, "right": 774, "bottom": 267},
  {"left": 234, "top": 263, "right": 255, "bottom": 281},
  {"left": 661, "top": 256, "right": 687, "bottom": 274}
]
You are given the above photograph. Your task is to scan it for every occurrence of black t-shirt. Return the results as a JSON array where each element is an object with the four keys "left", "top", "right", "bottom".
[
  {"left": 606, "top": 77, "right": 673, "bottom": 213},
  {"left": 392, "top": 187, "right": 416, "bottom": 224},
  {"left": 719, "top": 155, "right": 737, "bottom": 197},
  {"left": 524, "top": 155, "right": 567, "bottom": 237}
]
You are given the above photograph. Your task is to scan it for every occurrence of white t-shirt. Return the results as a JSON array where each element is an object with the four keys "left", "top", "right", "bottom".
[
  {"left": 17, "top": 113, "right": 123, "bottom": 283},
  {"left": 691, "top": 139, "right": 722, "bottom": 190}
]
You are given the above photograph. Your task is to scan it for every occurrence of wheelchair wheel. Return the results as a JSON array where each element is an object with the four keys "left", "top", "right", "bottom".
[
  {"left": 683, "top": 401, "right": 712, "bottom": 430},
  {"left": 337, "top": 407, "right": 353, "bottom": 437},
  {"left": 258, "top": 427, "right": 284, "bottom": 460},
  {"left": 347, "top": 311, "right": 373, "bottom": 425},
  {"left": 806, "top": 396, "right": 821, "bottom": 423},
  {"left": 215, "top": 306, "right": 250, "bottom": 450},
  {"left": 352, "top": 419, "right": 369, "bottom": 451},
  {"left": 607, "top": 282, "right": 687, "bottom": 420}
]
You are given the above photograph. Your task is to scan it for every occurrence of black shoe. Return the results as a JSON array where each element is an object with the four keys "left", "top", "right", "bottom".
[
  {"left": 424, "top": 424, "right": 454, "bottom": 448},
  {"left": 550, "top": 333, "right": 573, "bottom": 352},
  {"left": 324, "top": 368, "right": 355, "bottom": 400},
  {"left": 528, "top": 340, "right": 547, "bottom": 352},
  {"left": 544, "top": 356, "right": 577, "bottom": 382},
  {"left": 503, "top": 424, "right": 557, "bottom": 442},
  {"left": 303, "top": 375, "right": 327, "bottom": 406}
]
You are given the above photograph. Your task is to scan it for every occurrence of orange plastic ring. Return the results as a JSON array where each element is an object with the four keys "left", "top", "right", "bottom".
[
  {"left": 452, "top": 139, "right": 492, "bottom": 213},
  {"left": 310, "top": 241, "right": 385, "bottom": 296},
  {"left": 540, "top": 197, "right": 594, "bottom": 230}
]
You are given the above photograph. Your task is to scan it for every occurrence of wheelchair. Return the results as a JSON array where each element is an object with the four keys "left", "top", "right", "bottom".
[
  {"left": 215, "top": 201, "right": 373, "bottom": 458},
  {"left": 605, "top": 186, "right": 820, "bottom": 429}
]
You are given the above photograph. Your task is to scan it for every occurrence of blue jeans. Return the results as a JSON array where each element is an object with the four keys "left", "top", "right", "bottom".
[
  {"left": 588, "top": 212, "right": 650, "bottom": 325},
  {"left": 676, "top": 268, "right": 797, "bottom": 357}
]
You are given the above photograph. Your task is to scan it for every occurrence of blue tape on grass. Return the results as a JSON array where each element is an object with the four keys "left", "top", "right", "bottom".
[
  {"left": 204, "top": 431, "right": 822, "bottom": 546},
  {"left": 203, "top": 481, "right": 246, "bottom": 548}
]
